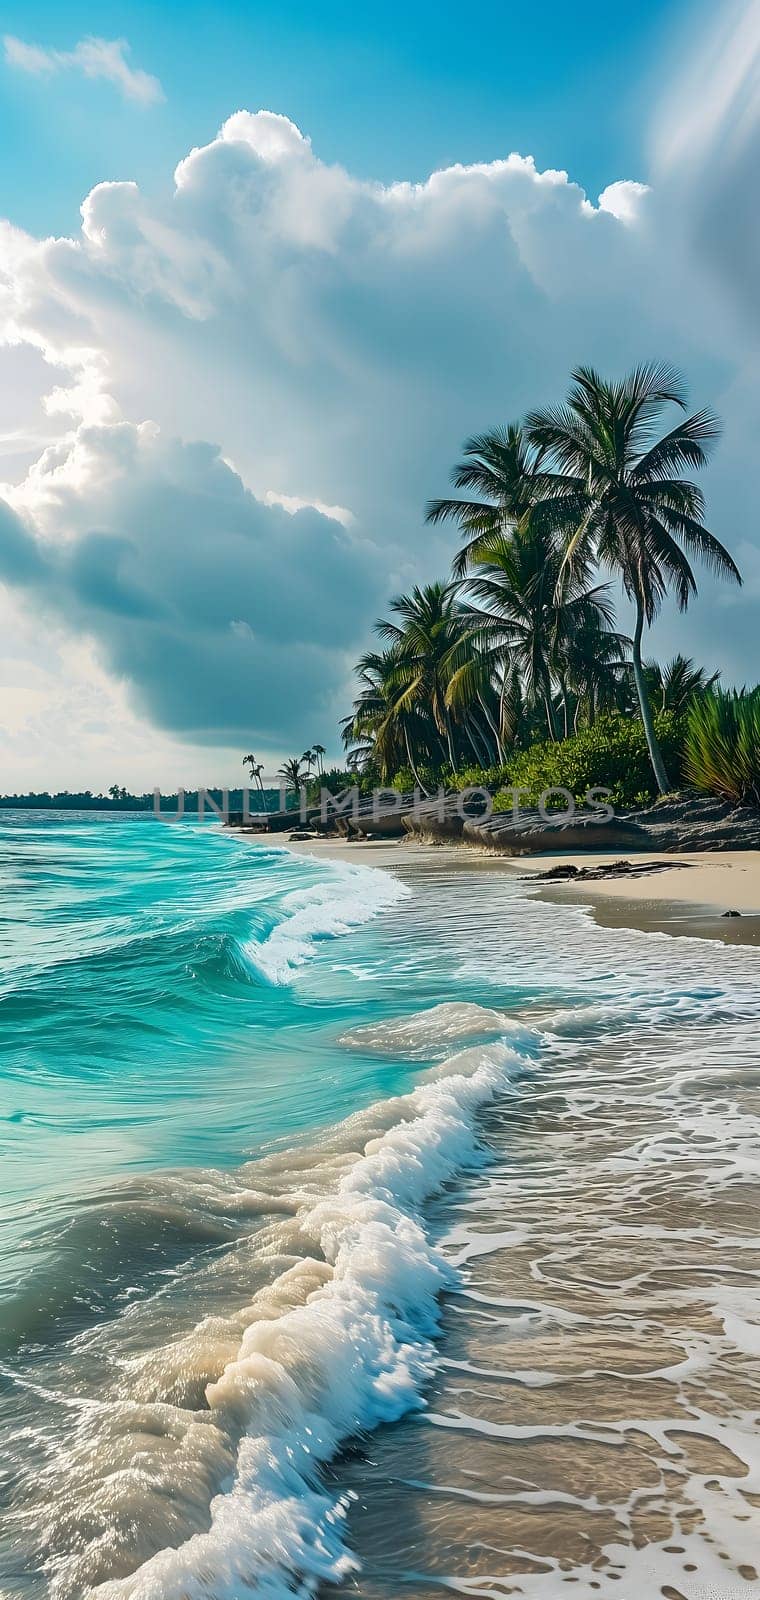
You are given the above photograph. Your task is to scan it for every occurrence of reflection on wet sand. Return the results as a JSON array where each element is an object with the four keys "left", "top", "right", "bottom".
[{"left": 329, "top": 1017, "right": 760, "bottom": 1598}]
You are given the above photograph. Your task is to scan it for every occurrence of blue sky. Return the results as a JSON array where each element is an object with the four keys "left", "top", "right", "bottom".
[
  {"left": 2, "top": 0, "right": 693, "bottom": 235},
  {"left": 1, "top": 0, "right": 758, "bottom": 789}
]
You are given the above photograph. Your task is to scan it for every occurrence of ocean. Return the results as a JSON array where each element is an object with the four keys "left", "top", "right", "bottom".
[{"left": 1, "top": 812, "right": 759, "bottom": 1598}]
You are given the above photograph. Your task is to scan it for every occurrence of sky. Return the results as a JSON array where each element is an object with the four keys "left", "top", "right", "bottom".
[{"left": 0, "top": 0, "right": 758, "bottom": 790}]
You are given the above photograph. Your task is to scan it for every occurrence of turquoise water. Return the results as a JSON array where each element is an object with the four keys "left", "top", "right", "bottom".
[
  {"left": 1, "top": 815, "right": 404, "bottom": 1207},
  {"left": 0, "top": 814, "right": 420, "bottom": 1301},
  {"left": 2, "top": 813, "right": 759, "bottom": 1599}
]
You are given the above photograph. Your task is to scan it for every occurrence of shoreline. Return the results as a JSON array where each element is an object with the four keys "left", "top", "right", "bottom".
[{"left": 279, "top": 834, "right": 760, "bottom": 947}]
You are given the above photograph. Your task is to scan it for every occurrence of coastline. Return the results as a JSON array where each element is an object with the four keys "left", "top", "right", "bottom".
[
  {"left": 280, "top": 834, "right": 760, "bottom": 946},
  {"left": 7, "top": 814, "right": 760, "bottom": 1597}
]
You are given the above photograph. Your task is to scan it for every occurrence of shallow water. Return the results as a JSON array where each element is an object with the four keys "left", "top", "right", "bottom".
[{"left": 1, "top": 814, "right": 759, "bottom": 1598}]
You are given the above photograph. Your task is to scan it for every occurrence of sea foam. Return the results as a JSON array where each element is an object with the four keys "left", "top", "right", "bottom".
[
  {"left": 92, "top": 1034, "right": 532, "bottom": 1599},
  {"left": 241, "top": 862, "right": 410, "bottom": 985}
]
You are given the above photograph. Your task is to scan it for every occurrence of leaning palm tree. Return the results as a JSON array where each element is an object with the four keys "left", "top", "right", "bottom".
[
  {"left": 525, "top": 363, "right": 741, "bottom": 792},
  {"left": 242, "top": 754, "right": 266, "bottom": 795}
]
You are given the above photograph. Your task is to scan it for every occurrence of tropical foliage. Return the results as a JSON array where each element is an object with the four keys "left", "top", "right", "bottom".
[
  {"left": 490, "top": 712, "right": 687, "bottom": 812},
  {"left": 342, "top": 362, "right": 742, "bottom": 803},
  {"left": 523, "top": 364, "right": 740, "bottom": 791},
  {"left": 644, "top": 654, "right": 720, "bottom": 715},
  {"left": 683, "top": 688, "right": 760, "bottom": 807}
]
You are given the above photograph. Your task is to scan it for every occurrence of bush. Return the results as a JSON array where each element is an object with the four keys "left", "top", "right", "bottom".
[
  {"left": 490, "top": 712, "right": 686, "bottom": 811},
  {"left": 683, "top": 688, "right": 760, "bottom": 807},
  {"left": 390, "top": 765, "right": 445, "bottom": 794},
  {"left": 449, "top": 764, "right": 512, "bottom": 792}
]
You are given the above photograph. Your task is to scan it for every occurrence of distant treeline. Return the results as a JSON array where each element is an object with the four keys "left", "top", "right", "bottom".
[{"left": 0, "top": 789, "right": 282, "bottom": 813}]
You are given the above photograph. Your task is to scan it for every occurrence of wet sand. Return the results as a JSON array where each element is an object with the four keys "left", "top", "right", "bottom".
[
  {"left": 283, "top": 835, "right": 760, "bottom": 947},
  {"left": 325, "top": 982, "right": 760, "bottom": 1598}
]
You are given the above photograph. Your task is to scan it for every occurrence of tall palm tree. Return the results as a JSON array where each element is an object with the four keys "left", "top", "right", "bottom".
[
  {"left": 341, "top": 647, "right": 433, "bottom": 787},
  {"left": 525, "top": 363, "right": 741, "bottom": 792},
  {"left": 242, "top": 754, "right": 265, "bottom": 795}
]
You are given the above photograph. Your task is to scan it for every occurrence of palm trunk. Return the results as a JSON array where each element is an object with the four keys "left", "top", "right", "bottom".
[
  {"left": 466, "top": 713, "right": 491, "bottom": 769},
  {"left": 479, "top": 692, "right": 504, "bottom": 764},
  {"left": 403, "top": 724, "right": 429, "bottom": 797},
  {"left": 543, "top": 691, "right": 559, "bottom": 742},
  {"left": 632, "top": 599, "right": 671, "bottom": 795}
]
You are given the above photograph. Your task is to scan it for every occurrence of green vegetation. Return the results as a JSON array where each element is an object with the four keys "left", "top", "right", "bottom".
[
  {"left": 341, "top": 361, "right": 748, "bottom": 809},
  {"left": 491, "top": 713, "right": 686, "bottom": 812},
  {"left": 683, "top": 689, "right": 760, "bottom": 807}
]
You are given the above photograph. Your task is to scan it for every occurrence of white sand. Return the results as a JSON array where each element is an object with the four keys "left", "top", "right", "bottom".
[
  {"left": 283, "top": 834, "right": 760, "bottom": 911},
  {"left": 278, "top": 833, "right": 760, "bottom": 942},
  {"left": 515, "top": 849, "right": 760, "bottom": 914}
]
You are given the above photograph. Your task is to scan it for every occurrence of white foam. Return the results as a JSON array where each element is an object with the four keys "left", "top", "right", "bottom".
[
  {"left": 339, "top": 1001, "right": 531, "bottom": 1058},
  {"left": 92, "top": 1035, "right": 532, "bottom": 1599},
  {"left": 241, "top": 862, "right": 410, "bottom": 985}
]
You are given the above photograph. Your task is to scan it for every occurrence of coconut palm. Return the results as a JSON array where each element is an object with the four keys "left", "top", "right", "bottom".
[
  {"left": 644, "top": 653, "right": 720, "bottom": 715},
  {"left": 341, "top": 647, "right": 431, "bottom": 787},
  {"left": 278, "top": 757, "right": 305, "bottom": 792},
  {"left": 459, "top": 521, "right": 625, "bottom": 741},
  {"left": 377, "top": 582, "right": 473, "bottom": 772},
  {"left": 242, "top": 754, "right": 265, "bottom": 793},
  {"left": 525, "top": 363, "right": 741, "bottom": 792},
  {"left": 426, "top": 423, "right": 551, "bottom": 577}
]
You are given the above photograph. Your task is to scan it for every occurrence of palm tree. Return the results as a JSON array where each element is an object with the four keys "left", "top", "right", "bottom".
[
  {"left": 377, "top": 582, "right": 471, "bottom": 772},
  {"left": 341, "top": 647, "right": 429, "bottom": 786},
  {"left": 459, "top": 521, "right": 625, "bottom": 741},
  {"left": 311, "top": 743, "right": 326, "bottom": 776},
  {"left": 560, "top": 607, "right": 631, "bottom": 731},
  {"left": 525, "top": 363, "right": 741, "bottom": 792},
  {"left": 644, "top": 653, "right": 720, "bottom": 715},
  {"left": 278, "top": 757, "right": 305, "bottom": 792},
  {"left": 242, "top": 753, "right": 265, "bottom": 792},
  {"left": 426, "top": 424, "right": 547, "bottom": 577}
]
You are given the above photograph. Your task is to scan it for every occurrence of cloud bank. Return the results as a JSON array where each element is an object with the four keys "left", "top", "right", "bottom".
[
  {"left": 3, "top": 34, "right": 163, "bottom": 105},
  {"left": 1, "top": 6, "right": 759, "bottom": 784}
]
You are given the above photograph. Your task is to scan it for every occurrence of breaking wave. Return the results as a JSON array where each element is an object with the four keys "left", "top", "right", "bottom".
[
  {"left": 240, "top": 863, "right": 411, "bottom": 985},
  {"left": 19, "top": 1029, "right": 534, "bottom": 1599}
]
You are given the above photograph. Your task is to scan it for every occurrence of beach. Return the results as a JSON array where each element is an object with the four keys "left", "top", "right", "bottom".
[
  {"left": 284, "top": 834, "right": 760, "bottom": 942},
  {"left": 2, "top": 813, "right": 759, "bottom": 1598}
]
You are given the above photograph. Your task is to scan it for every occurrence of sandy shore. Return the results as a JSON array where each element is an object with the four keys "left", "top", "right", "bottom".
[{"left": 280, "top": 834, "right": 760, "bottom": 945}]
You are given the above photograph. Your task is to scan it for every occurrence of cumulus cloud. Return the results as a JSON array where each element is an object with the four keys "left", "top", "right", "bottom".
[
  {"left": 1, "top": 8, "right": 760, "bottom": 784},
  {"left": 0, "top": 423, "right": 381, "bottom": 752},
  {"left": 3, "top": 34, "right": 163, "bottom": 105}
]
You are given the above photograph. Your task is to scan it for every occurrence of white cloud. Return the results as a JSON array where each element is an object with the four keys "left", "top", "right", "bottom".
[
  {"left": 0, "top": 422, "right": 382, "bottom": 771},
  {"left": 3, "top": 34, "right": 163, "bottom": 105},
  {"left": 1, "top": 6, "right": 760, "bottom": 786}
]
